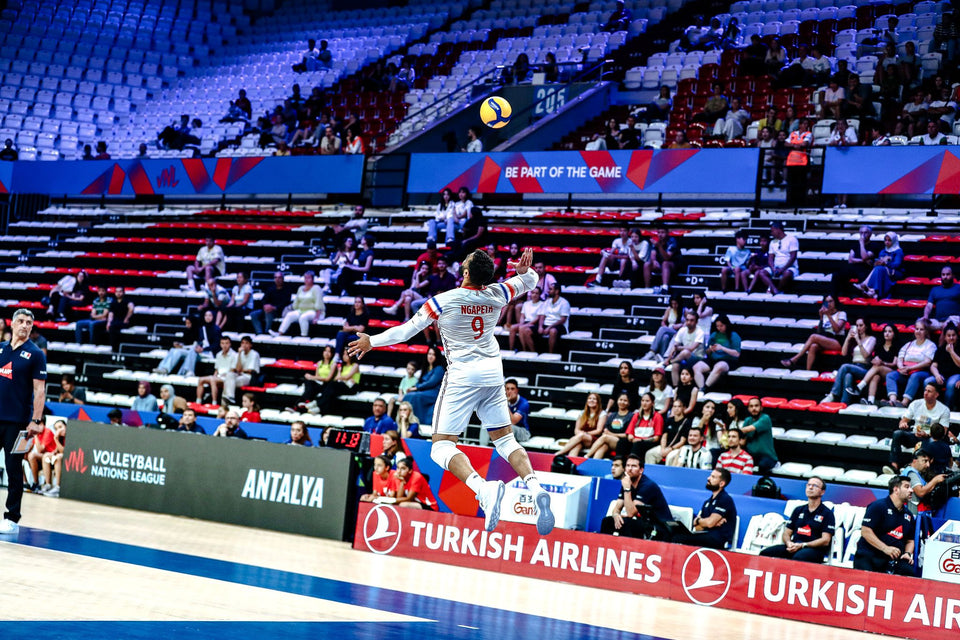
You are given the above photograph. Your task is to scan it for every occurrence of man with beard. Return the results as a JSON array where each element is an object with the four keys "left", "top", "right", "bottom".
[
  {"left": 673, "top": 467, "right": 737, "bottom": 549},
  {"left": 600, "top": 454, "right": 672, "bottom": 538}
]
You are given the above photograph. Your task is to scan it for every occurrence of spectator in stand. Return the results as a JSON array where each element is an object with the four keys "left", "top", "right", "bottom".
[
  {"left": 410, "top": 257, "right": 458, "bottom": 317},
  {"left": 742, "top": 34, "right": 768, "bottom": 76},
  {"left": 292, "top": 38, "right": 319, "bottom": 72},
  {"left": 319, "top": 127, "right": 341, "bottom": 154},
  {"left": 81, "top": 144, "right": 94, "bottom": 160},
  {"left": 784, "top": 119, "right": 813, "bottom": 207},
  {"left": 0, "top": 138, "right": 18, "bottom": 161},
  {"left": 94, "top": 141, "right": 110, "bottom": 159},
  {"left": 673, "top": 468, "right": 737, "bottom": 550},
  {"left": 364, "top": 397, "right": 398, "bottom": 434},
  {"left": 239, "top": 392, "right": 261, "bottom": 422},
  {"left": 856, "top": 232, "right": 903, "bottom": 300},
  {"left": 395, "top": 400, "right": 421, "bottom": 439},
  {"left": 274, "top": 271, "right": 324, "bottom": 337},
  {"left": 692, "top": 83, "right": 728, "bottom": 123},
  {"left": 843, "top": 74, "right": 874, "bottom": 119},
  {"left": 928, "top": 86, "right": 958, "bottom": 134},
  {"left": 713, "top": 97, "right": 750, "bottom": 140},
  {"left": 831, "top": 226, "right": 880, "bottom": 298},
  {"left": 542, "top": 52, "right": 559, "bottom": 83},
  {"left": 25, "top": 420, "right": 62, "bottom": 495},
  {"left": 185, "top": 238, "right": 226, "bottom": 292},
  {"left": 586, "top": 392, "right": 634, "bottom": 459},
  {"left": 934, "top": 12, "right": 960, "bottom": 65},
  {"left": 691, "top": 290, "right": 713, "bottom": 336},
  {"left": 885, "top": 382, "right": 951, "bottom": 473},
  {"left": 158, "top": 384, "right": 185, "bottom": 415},
  {"left": 334, "top": 234, "right": 375, "bottom": 296},
  {"left": 131, "top": 381, "right": 159, "bottom": 412},
  {"left": 360, "top": 455, "right": 397, "bottom": 502},
  {"left": 592, "top": 225, "right": 635, "bottom": 287},
  {"left": 154, "top": 313, "right": 216, "bottom": 375},
  {"left": 213, "top": 409, "right": 249, "bottom": 438},
  {"left": 58, "top": 373, "right": 86, "bottom": 405},
  {"left": 667, "top": 425, "right": 712, "bottom": 469},
  {"left": 760, "top": 476, "right": 836, "bottom": 563},
  {"left": 218, "top": 272, "right": 254, "bottom": 331},
  {"left": 645, "top": 398, "right": 691, "bottom": 464},
  {"left": 196, "top": 336, "right": 237, "bottom": 406},
  {"left": 923, "top": 267, "right": 960, "bottom": 332},
  {"left": 764, "top": 37, "right": 787, "bottom": 77},
  {"left": 635, "top": 86, "right": 673, "bottom": 123},
  {"left": 854, "top": 476, "right": 915, "bottom": 575},
  {"left": 555, "top": 392, "right": 606, "bottom": 457},
  {"left": 644, "top": 226, "right": 679, "bottom": 292},
  {"left": 780, "top": 295, "right": 847, "bottom": 370},
  {"left": 618, "top": 116, "right": 642, "bottom": 150},
  {"left": 666, "top": 130, "right": 691, "bottom": 149},
  {"left": 754, "top": 221, "right": 798, "bottom": 295},
  {"left": 626, "top": 392, "right": 663, "bottom": 459},
  {"left": 388, "top": 361, "right": 420, "bottom": 419},
  {"left": 286, "top": 420, "right": 312, "bottom": 446},
  {"left": 822, "top": 318, "right": 876, "bottom": 404},
  {"left": 316, "top": 349, "right": 361, "bottom": 416},
  {"left": 607, "top": 457, "right": 625, "bottom": 480},
  {"left": 505, "top": 378, "right": 532, "bottom": 442},
  {"left": 428, "top": 188, "right": 457, "bottom": 246},
  {"left": 75, "top": 285, "right": 111, "bottom": 344},
  {"left": 395, "top": 457, "right": 436, "bottom": 509},
  {"left": 602, "top": 0, "right": 631, "bottom": 32},
  {"left": 324, "top": 236, "right": 357, "bottom": 292},
  {"left": 719, "top": 230, "right": 751, "bottom": 292},
  {"left": 450, "top": 207, "right": 487, "bottom": 264},
  {"left": 900, "top": 90, "right": 930, "bottom": 138},
  {"left": 315, "top": 39, "right": 332, "bottom": 69},
  {"left": 694, "top": 399, "right": 725, "bottom": 455},
  {"left": 223, "top": 336, "right": 260, "bottom": 406},
  {"left": 664, "top": 311, "right": 706, "bottom": 387},
  {"left": 464, "top": 126, "right": 483, "bottom": 152},
  {"left": 386, "top": 261, "right": 432, "bottom": 322},
  {"left": 921, "top": 119, "right": 948, "bottom": 145},
  {"left": 742, "top": 397, "right": 778, "bottom": 473},
  {"left": 926, "top": 323, "right": 960, "bottom": 410},
  {"left": 403, "top": 346, "right": 445, "bottom": 427},
  {"left": 672, "top": 366, "right": 699, "bottom": 418},
  {"left": 510, "top": 285, "right": 544, "bottom": 352},
  {"left": 900, "top": 450, "right": 947, "bottom": 514},
  {"left": 600, "top": 454, "right": 672, "bottom": 538},
  {"left": 693, "top": 314, "right": 741, "bottom": 392},
  {"left": 716, "top": 428, "right": 754, "bottom": 475},
  {"left": 344, "top": 123, "right": 366, "bottom": 155},
  {"left": 885, "top": 320, "right": 937, "bottom": 407},
  {"left": 641, "top": 367, "right": 674, "bottom": 414},
  {"left": 334, "top": 297, "right": 369, "bottom": 357},
  {"left": 644, "top": 294, "right": 684, "bottom": 362},
  {"left": 725, "top": 397, "right": 748, "bottom": 431},
  {"left": 827, "top": 118, "right": 857, "bottom": 146},
  {"left": 291, "top": 345, "right": 337, "bottom": 413},
  {"left": 852, "top": 323, "right": 900, "bottom": 405},
  {"left": 107, "top": 287, "right": 135, "bottom": 352},
  {"left": 604, "top": 360, "right": 640, "bottom": 414},
  {"left": 537, "top": 282, "right": 570, "bottom": 354},
  {"left": 624, "top": 229, "right": 651, "bottom": 286},
  {"left": 820, "top": 79, "right": 846, "bottom": 120},
  {"left": 45, "top": 270, "right": 90, "bottom": 321}
]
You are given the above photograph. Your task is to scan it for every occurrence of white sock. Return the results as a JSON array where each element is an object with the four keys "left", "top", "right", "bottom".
[
  {"left": 466, "top": 472, "right": 484, "bottom": 495},
  {"left": 856, "top": 380, "right": 866, "bottom": 391},
  {"left": 867, "top": 395, "right": 875, "bottom": 403},
  {"left": 523, "top": 474, "right": 543, "bottom": 494}
]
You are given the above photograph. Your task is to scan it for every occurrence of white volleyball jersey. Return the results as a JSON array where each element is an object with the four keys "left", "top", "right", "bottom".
[{"left": 370, "top": 269, "right": 539, "bottom": 385}]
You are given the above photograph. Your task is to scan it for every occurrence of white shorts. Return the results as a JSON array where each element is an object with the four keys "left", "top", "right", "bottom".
[{"left": 432, "top": 378, "right": 511, "bottom": 436}]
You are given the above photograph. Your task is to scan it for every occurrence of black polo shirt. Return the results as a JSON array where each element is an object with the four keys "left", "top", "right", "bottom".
[
  {"left": 698, "top": 488, "right": 737, "bottom": 545},
  {"left": 788, "top": 502, "right": 836, "bottom": 544},
  {"left": 626, "top": 474, "right": 673, "bottom": 523},
  {"left": 0, "top": 339, "right": 47, "bottom": 425},
  {"left": 858, "top": 496, "right": 915, "bottom": 558}
]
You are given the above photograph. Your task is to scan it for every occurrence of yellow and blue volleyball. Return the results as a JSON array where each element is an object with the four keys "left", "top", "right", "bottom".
[{"left": 480, "top": 96, "right": 512, "bottom": 129}]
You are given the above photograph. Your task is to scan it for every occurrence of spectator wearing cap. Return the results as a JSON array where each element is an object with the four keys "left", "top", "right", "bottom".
[
  {"left": 754, "top": 221, "right": 798, "bottom": 295},
  {"left": 213, "top": 409, "right": 249, "bottom": 438}
]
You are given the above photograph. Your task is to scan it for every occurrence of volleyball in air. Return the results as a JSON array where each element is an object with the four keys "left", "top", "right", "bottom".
[{"left": 480, "top": 96, "right": 512, "bottom": 128}]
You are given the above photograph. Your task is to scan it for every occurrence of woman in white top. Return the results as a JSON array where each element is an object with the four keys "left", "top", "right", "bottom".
[
  {"left": 274, "top": 271, "right": 325, "bottom": 337},
  {"left": 885, "top": 319, "right": 937, "bottom": 407},
  {"left": 692, "top": 290, "right": 713, "bottom": 336},
  {"left": 640, "top": 368, "right": 674, "bottom": 414},
  {"left": 822, "top": 317, "right": 876, "bottom": 405},
  {"left": 452, "top": 186, "right": 474, "bottom": 228},
  {"left": 644, "top": 294, "right": 684, "bottom": 361},
  {"left": 780, "top": 295, "right": 847, "bottom": 370},
  {"left": 427, "top": 187, "right": 456, "bottom": 245},
  {"left": 509, "top": 286, "right": 544, "bottom": 352}
]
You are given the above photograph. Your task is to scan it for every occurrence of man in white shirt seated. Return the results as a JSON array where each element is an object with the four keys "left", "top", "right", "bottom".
[
  {"left": 920, "top": 120, "right": 947, "bottom": 145},
  {"left": 712, "top": 97, "right": 750, "bottom": 140},
  {"left": 754, "top": 220, "right": 799, "bottom": 295},
  {"left": 885, "top": 382, "right": 952, "bottom": 474},
  {"left": 537, "top": 282, "right": 570, "bottom": 354},
  {"left": 827, "top": 118, "right": 858, "bottom": 146},
  {"left": 666, "top": 426, "right": 713, "bottom": 469},
  {"left": 664, "top": 310, "right": 705, "bottom": 386}
]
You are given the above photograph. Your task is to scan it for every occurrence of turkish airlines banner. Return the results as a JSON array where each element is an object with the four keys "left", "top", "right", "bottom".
[
  {"left": 406, "top": 150, "right": 760, "bottom": 194},
  {"left": 355, "top": 503, "right": 960, "bottom": 639}
]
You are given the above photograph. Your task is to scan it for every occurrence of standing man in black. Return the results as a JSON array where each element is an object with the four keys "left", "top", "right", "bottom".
[
  {"left": 674, "top": 467, "right": 738, "bottom": 549},
  {"left": 600, "top": 454, "right": 672, "bottom": 539},
  {"left": 0, "top": 309, "right": 48, "bottom": 535},
  {"left": 854, "top": 476, "right": 916, "bottom": 575},
  {"left": 760, "top": 475, "right": 836, "bottom": 563}
]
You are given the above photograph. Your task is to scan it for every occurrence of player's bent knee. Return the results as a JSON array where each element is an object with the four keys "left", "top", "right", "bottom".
[
  {"left": 430, "top": 439, "right": 461, "bottom": 471},
  {"left": 493, "top": 433, "right": 523, "bottom": 461}
]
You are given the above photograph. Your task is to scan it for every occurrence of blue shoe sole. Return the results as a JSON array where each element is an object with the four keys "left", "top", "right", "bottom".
[
  {"left": 485, "top": 481, "right": 505, "bottom": 532},
  {"left": 535, "top": 492, "right": 555, "bottom": 535}
]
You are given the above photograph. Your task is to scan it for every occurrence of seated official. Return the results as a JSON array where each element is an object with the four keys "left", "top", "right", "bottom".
[
  {"left": 759, "top": 476, "right": 835, "bottom": 563},
  {"left": 673, "top": 468, "right": 737, "bottom": 550},
  {"left": 853, "top": 476, "right": 916, "bottom": 576},
  {"left": 600, "top": 454, "right": 672, "bottom": 539}
]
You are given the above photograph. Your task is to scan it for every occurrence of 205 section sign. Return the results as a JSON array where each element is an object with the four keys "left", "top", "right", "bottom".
[{"left": 355, "top": 503, "right": 960, "bottom": 640}]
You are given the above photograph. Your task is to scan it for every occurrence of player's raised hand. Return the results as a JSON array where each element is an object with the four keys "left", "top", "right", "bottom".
[
  {"left": 347, "top": 333, "right": 372, "bottom": 360},
  {"left": 509, "top": 247, "right": 534, "bottom": 274}
]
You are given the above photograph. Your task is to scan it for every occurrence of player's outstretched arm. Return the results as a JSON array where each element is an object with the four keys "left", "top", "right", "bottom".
[
  {"left": 347, "top": 333, "right": 371, "bottom": 360},
  {"left": 347, "top": 309, "right": 435, "bottom": 359},
  {"left": 507, "top": 247, "right": 534, "bottom": 275}
]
